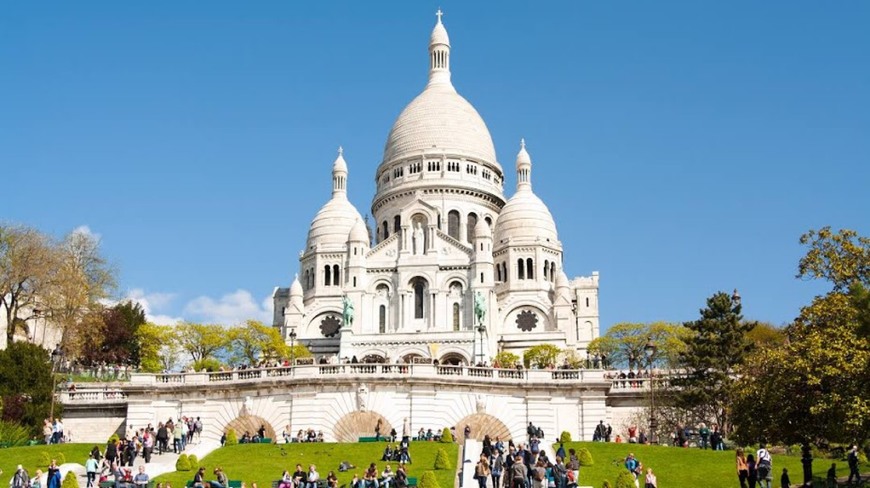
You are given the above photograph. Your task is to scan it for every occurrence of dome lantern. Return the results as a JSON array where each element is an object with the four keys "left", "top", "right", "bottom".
[
  {"left": 516, "top": 138, "right": 532, "bottom": 190},
  {"left": 332, "top": 146, "right": 348, "bottom": 197},
  {"left": 429, "top": 9, "right": 451, "bottom": 86}
]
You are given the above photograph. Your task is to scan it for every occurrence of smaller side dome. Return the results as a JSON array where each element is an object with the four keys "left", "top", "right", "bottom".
[
  {"left": 290, "top": 275, "right": 303, "bottom": 297},
  {"left": 555, "top": 270, "right": 569, "bottom": 290},
  {"left": 348, "top": 218, "right": 369, "bottom": 243},
  {"left": 494, "top": 140, "right": 560, "bottom": 245},
  {"left": 473, "top": 218, "right": 490, "bottom": 239}
]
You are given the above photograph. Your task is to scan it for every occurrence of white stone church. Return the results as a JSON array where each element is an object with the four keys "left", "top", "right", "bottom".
[{"left": 272, "top": 13, "right": 600, "bottom": 365}]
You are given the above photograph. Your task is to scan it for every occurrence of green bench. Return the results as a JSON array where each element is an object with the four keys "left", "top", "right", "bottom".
[
  {"left": 99, "top": 481, "right": 156, "bottom": 488},
  {"left": 357, "top": 437, "right": 383, "bottom": 442},
  {"left": 186, "top": 481, "right": 242, "bottom": 488},
  {"left": 259, "top": 437, "right": 272, "bottom": 444}
]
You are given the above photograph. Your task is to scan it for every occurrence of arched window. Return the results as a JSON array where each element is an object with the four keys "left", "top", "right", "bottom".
[
  {"left": 447, "top": 210, "right": 460, "bottom": 240},
  {"left": 466, "top": 213, "right": 478, "bottom": 243},
  {"left": 502, "top": 263, "right": 508, "bottom": 283},
  {"left": 485, "top": 216, "right": 492, "bottom": 227},
  {"left": 303, "top": 270, "right": 309, "bottom": 290},
  {"left": 379, "top": 305, "right": 386, "bottom": 333},
  {"left": 496, "top": 263, "right": 502, "bottom": 282},
  {"left": 453, "top": 303, "right": 460, "bottom": 331},
  {"left": 544, "top": 260, "right": 549, "bottom": 280},
  {"left": 517, "top": 258, "right": 525, "bottom": 280},
  {"left": 586, "top": 297, "right": 590, "bottom": 307},
  {"left": 413, "top": 278, "right": 426, "bottom": 319},
  {"left": 550, "top": 262, "right": 556, "bottom": 282},
  {"left": 382, "top": 221, "right": 389, "bottom": 241},
  {"left": 394, "top": 215, "right": 401, "bottom": 233},
  {"left": 324, "top": 265, "right": 331, "bottom": 286},
  {"left": 333, "top": 265, "right": 340, "bottom": 286},
  {"left": 526, "top": 258, "right": 534, "bottom": 280}
]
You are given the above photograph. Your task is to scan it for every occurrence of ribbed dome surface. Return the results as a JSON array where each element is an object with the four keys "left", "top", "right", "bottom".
[
  {"left": 382, "top": 83, "right": 498, "bottom": 166},
  {"left": 348, "top": 218, "right": 369, "bottom": 243},
  {"left": 494, "top": 189, "right": 559, "bottom": 245},
  {"left": 307, "top": 197, "right": 365, "bottom": 250}
]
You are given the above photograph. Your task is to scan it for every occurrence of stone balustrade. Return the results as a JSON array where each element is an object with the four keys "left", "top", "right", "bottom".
[
  {"left": 121, "top": 363, "right": 608, "bottom": 388},
  {"left": 59, "top": 389, "right": 128, "bottom": 403}
]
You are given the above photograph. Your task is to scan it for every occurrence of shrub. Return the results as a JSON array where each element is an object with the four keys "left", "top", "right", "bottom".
[
  {"left": 40, "top": 451, "right": 51, "bottom": 467},
  {"left": 108, "top": 433, "right": 120, "bottom": 444},
  {"left": 434, "top": 448, "right": 451, "bottom": 469},
  {"left": 56, "top": 452, "right": 66, "bottom": 465},
  {"left": 439, "top": 427, "right": 452, "bottom": 443},
  {"left": 602, "top": 482, "right": 611, "bottom": 488},
  {"left": 175, "top": 454, "right": 191, "bottom": 471},
  {"left": 192, "top": 357, "right": 223, "bottom": 372},
  {"left": 578, "top": 448, "right": 594, "bottom": 466},
  {"left": 62, "top": 472, "right": 78, "bottom": 488},
  {"left": 614, "top": 472, "right": 635, "bottom": 488},
  {"left": 559, "top": 431, "right": 572, "bottom": 443},
  {"left": 188, "top": 454, "right": 199, "bottom": 467},
  {"left": 0, "top": 421, "right": 31, "bottom": 447},
  {"left": 419, "top": 471, "right": 441, "bottom": 488},
  {"left": 225, "top": 429, "right": 238, "bottom": 446}
]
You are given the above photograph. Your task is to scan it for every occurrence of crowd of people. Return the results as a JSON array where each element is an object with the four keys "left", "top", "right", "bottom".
[{"left": 278, "top": 427, "right": 325, "bottom": 444}]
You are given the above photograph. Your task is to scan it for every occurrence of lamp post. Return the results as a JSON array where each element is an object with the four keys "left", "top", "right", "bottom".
[
  {"left": 476, "top": 324, "right": 487, "bottom": 365},
  {"left": 289, "top": 330, "right": 297, "bottom": 365},
  {"left": 49, "top": 345, "right": 63, "bottom": 421},
  {"left": 644, "top": 337, "right": 657, "bottom": 444}
]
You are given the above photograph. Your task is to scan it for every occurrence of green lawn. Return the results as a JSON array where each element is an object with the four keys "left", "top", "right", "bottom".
[
  {"left": 559, "top": 442, "right": 860, "bottom": 487},
  {"left": 0, "top": 444, "right": 93, "bottom": 477},
  {"left": 156, "top": 442, "right": 459, "bottom": 488}
]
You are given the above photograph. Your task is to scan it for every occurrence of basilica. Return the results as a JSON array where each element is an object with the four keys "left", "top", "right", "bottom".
[{"left": 272, "top": 13, "right": 600, "bottom": 365}]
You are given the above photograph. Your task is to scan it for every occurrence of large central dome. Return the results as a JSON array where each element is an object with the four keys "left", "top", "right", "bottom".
[
  {"left": 380, "top": 13, "right": 499, "bottom": 170},
  {"left": 383, "top": 82, "right": 497, "bottom": 165}
]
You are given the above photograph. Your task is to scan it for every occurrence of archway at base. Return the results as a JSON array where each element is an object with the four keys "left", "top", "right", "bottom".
[
  {"left": 453, "top": 413, "right": 511, "bottom": 443},
  {"left": 333, "top": 411, "right": 394, "bottom": 443},
  {"left": 223, "top": 415, "right": 276, "bottom": 441}
]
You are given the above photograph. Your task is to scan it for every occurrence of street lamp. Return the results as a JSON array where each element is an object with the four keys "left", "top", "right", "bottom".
[
  {"left": 289, "top": 330, "right": 297, "bottom": 365},
  {"left": 476, "top": 324, "right": 487, "bottom": 365},
  {"left": 49, "top": 345, "right": 63, "bottom": 421},
  {"left": 644, "top": 337, "right": 657, "bottom": 444},
  {"left": 732, "top": 288, "right": 741, "bottom": 306}
]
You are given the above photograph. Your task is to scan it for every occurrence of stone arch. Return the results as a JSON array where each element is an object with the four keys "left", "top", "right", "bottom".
[
  {"left": 333, "top": 411, "right": 393, "bottom": 442},
  {"left": 453, "top": 413, "right": 512, "bottom": 443},
  {"left": 439, "top": 351, "right": 469, "bottom": 366},
  {"left": 223, "top": 415, "right": 276, "bottom": 441}
]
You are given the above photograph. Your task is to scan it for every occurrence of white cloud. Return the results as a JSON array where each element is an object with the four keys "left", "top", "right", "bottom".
[
  {"left": 182, "top": 289, "right": 272, "bottom": 326},
  {"left": 124, "top": 288, "right": 182, "bottom": 325},
  {"left": 71, "top": 225, "right": 101, "bottom": 241}
]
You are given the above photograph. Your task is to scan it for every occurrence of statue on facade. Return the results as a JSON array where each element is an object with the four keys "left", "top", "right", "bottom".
[
  {"left": 474, "top": 291, "right": 486, "bottom": 326},
  {"left": 342, "top": 295, "right": 355, "bottom": 328},
  {"left": 412, "top": 222, "right": 425, "bottom": 255},
  {"left": 357, "top": 383, "right": 369, "bottom": 412},
  {"left": 242, "top": 396, "right": 253, "bottom": 417}
]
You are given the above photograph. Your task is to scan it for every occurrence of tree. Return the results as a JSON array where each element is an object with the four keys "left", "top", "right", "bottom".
[
  {"left": 176, "top": 322, "right": 229, "bottom": 363},
  {"left": 672, "top": 291, "right": 754, "bottom": 432},
  {"left": 587, "top": 321, "right": 690, "bottom": 369},
  {"left": 744, "top": 321, "right": 787, "bottom": 349},
  {"left": 732, "top": 227, "right": 869, "bottom": 485},
  {"left": 523, "top": 344, "right": 561, "bottom": 368},
  {"left": 79, "top": 301, "right": 146, "bottom": 365},
  {"left": 137, "top": 323, "right": 181, "bottom": 373},
  {"left": 227, "top": 320, "right": 289, "bottom": 366},
  {"left": 0, "top": 225, "right": 57, "bottom": 344},
  {"left": 0, "top": 342, "right": 57, "bottom": 432},
  {"left": 493, "top": 351, "right": 520, "bottom": 368}
]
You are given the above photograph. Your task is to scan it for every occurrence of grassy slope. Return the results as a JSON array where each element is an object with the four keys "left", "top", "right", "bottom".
[
  {"left": 560, "top": 442, "right": 843, "bottom": 487},
  {"left": 156, "top": 443, "right": 459, "bottom": 488},
  {"left": 0, "top": 444, "right": 93, "bottom": 477}
]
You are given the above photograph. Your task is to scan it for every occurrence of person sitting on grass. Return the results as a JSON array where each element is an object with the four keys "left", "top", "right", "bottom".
[
  {"left": 211, "top": 468, "right": 228, "bottom": 488},
  {"left": 278, "top": 470, "right": 293, "bottom": 488},
  {"left": 394, "top": 465, "right": 408, "bottom": 488},
  {"left": 382, "top": 445, "right": 393, "bottom": 461},
  {"left": 292, "top": 465, "right": 306, "bottom": 488},
  {"left": 381, "top": 465, "right": 395, "bottom": 488},
  {"left": 306, "top": 465, "right": 319, "bottom": 488},
  {"left": 192, "top": 467, "right": 206, "bottom": 488},
  {"left": 326, "top": 471, "right": 337, "bottom": 488},
  {"left": 364, "top": 464, "right": 379, "bottom": 488},
  {"left": 350, "top": 475, "right": 362, "bottom": 488}
]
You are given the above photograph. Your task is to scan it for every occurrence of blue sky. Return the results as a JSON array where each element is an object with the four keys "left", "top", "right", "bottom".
[{"left": 2, "top": 2, "right": 868, "bottom": 329}]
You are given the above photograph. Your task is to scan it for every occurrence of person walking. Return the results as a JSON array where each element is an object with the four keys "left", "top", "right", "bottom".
[
  {"left": 511, "top": 455, "right": 528, "bottom": 488},
  {"left": 756, "top": 444, "right": 773, "bottom": 488},
  {"left": 747, "top": 454, "right": 758, "bottom": 488},
  {"left": 11, "top": 465, "right": 29, "bottom": 488},
  {"left": 475, "top": 454, "right": 491, "bottom": 488},
  {"left": 847, "top": 444, "right": 861, "bottom": 485},
  {"left": 736, "top": 448, "right": 749, "bottom": 488},
  {"left": 85, "top": 453, "right": 100, "bottom": 488},
  {"left": 491, "top": 449, "right": 504, "bottom": 488}
]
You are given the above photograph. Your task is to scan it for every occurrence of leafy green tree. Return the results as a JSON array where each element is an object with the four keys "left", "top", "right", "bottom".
[
  {"left": 744, "top": 321, "right": 787, "bottom": 349},
  {"left": 523, "top": 344, "right": 561, "bottom": 368},
  {"left": 493, "top": 351, "right": 519, "bottom": 368},
  {"left": 588, "top": 321, "right": 690, "bottom": 369},
  {"left": 228, "top": 320, "right": 289, "bottom": 366},
  {"left": 0, "top": 342, "right": 57, "bottom": 432},
  {"left": 732, "top": 227, "right": 869, "bottom": 485},
  {"left": 0, "top": 225, "right": 58, "bottom": 344},
  {"left": 137, "top": 323, "right": 181, "bottom": 373},
  {"left": 176, "top": 322, "right": 229, "bottom": 363},
  {"left": 672, "top": 291, "right": 754, "bottom": 431}
]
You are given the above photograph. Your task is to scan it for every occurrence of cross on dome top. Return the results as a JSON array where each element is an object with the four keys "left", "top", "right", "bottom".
[{"left": 436, "top": 8, "right": 443, "bottom": 23}]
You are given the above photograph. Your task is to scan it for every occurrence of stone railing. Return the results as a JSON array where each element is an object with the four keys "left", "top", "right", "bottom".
[
  {"left": 59, "top": 389, "right": 128, "bottom": 403},
  {"left": 122, "top": 364, "right": 607, "bottom": 388}
]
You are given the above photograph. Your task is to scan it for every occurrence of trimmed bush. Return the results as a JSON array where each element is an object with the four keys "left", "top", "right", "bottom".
[
  {"left": 56, "top": 452, "right": 66, "bottom": 465},
  {"left": 62, "top": 472, "right": 78, "bottom": 488},
  {"left": 559, "top": 431, "right": 572, "bottom": 443},
  {"left": 188, "top": 454, "right": 199, "bottom": 468},
  {"left": 434, "top": 448, "right": 451, "bottom": 470},
  {"left": 225, "top": 429, "right": 238, "bottom": 446},
  {"left": 40, "top": 451, "right": 51, "bottom": 468},
  {"left": 578, "top": 448, "right": 594, "bottom": 466},
  {"left": 175, "top": 454, "right": 191, "bottom": 471},
  {"left": 108, "top": 433, "right": 120, "bottom": 444},
  {"left": 439, "top": 427, "right": 452, "bottom": 444},
  {"left": 419, "top": 471, "right": 441, "bottom": 488},
  {"left": 614, "top": 472, "right": 635, "bottom": 488},
  {"left": 602, "top": 482, "right": 611, "bottom": 488}
]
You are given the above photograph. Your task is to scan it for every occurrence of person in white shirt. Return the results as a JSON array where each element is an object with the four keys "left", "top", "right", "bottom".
[
  {"left": 756, "top": 444, "right": 773, "bottom": 488},
  {"left": 381, "top": 465, "right": 395, "bottom": 488},
  {"left": 307, "top": 465, "right": 319, "bottom": 488}
]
